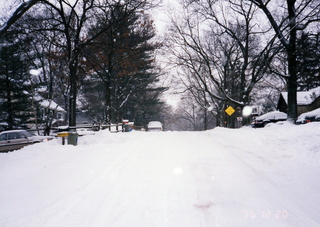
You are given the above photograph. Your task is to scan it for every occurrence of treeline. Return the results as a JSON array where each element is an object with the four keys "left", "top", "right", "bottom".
[
  {"left": 1, "top": 0, "right": 319, "bottom": 132},
  {"left": 0, "top": 0, "right": 167, "bottom": 131}
]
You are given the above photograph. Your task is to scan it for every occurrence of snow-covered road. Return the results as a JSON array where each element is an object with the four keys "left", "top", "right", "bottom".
[{"left": 1, "top": 123, "right": 320, "bottom": 227}]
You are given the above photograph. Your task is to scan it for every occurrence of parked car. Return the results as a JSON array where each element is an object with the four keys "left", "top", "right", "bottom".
[
  {"left": 147, "top": 121, "right": 163, "bottom": 131},
  {"left": 251, "top": 111, "right": 287, "bottom": 128},
  {"left": 0, "top": 130, "right": 53, "bottom": 152},
  {"left": 296, "top": 108, "right": 320, "bottom": 124}
]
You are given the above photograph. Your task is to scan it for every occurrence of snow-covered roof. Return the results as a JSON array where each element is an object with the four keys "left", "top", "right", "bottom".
[
  {"left": 40, "top": 100, "right": 66, "bottom": 112},
  {"left": 281, "top": 87, "right": 320, "bottom": 105},
  {"left": 32, "top": 93, "right": 66, "bottom": 112}
]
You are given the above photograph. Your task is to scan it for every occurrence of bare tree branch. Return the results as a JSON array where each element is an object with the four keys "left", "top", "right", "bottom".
[{"left": 0, "top": 0, "right": 40, "bottom": 37}]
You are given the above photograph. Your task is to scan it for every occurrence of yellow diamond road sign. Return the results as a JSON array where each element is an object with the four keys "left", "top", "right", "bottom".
[{"left": 225, "top": 106, "right": 235, "bottom": 116}]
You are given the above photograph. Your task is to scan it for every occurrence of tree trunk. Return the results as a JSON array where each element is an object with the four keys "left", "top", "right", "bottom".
[
  {"left": 250, "top": 0, "right": 298, "bottom": 121},
  {"left": 204, "top": 108, "right": 207, "bottom": 131},
  {"left": 286, "top": 0, "right": 298, "bottom": 122},
  {"left": 69, "top": 63, "right": 78, "bottom": 127},
  {"left": 105, "top": 81, "right": 111, "bottom": 123}
]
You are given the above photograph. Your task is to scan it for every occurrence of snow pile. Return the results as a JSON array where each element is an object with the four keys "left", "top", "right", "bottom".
[{"left": 1, "top": 123, "right": 320, "bottom": 227}]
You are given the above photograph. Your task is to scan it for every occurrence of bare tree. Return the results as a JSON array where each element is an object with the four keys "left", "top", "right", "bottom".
[
  {"left": 248, "top": 0, "right": 320, "bottom": 121},
  {"left": 167, "top": 0, "right": 280, "bottom": 127}
]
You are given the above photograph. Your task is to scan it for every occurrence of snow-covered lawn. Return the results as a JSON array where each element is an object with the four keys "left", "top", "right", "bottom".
[{"left": 1, "top": 122, "right": 320, "bottom": 227}]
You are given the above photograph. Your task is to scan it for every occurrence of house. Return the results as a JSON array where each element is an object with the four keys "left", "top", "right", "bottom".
[
  {"left": 277, "top": 87, "right": 320, "bottom": 115},
  {"left": 26, "top": 99, "right": 67, "bottom": 129},
  {"left": 39, "top": 99, "right": 66, "bottom": 121}
]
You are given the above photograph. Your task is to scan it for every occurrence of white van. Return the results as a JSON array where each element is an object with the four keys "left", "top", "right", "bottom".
[{"left": 147, "top": 121, "right": 163, "bottom": 131}]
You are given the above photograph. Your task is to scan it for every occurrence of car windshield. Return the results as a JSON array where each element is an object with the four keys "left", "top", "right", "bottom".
[
  {"left": 148, "top": 121, "right": 162, "bottom": 127},
  {"left": 0, "top": 133, "right": 7, "bottom": 141},
  {"left": 20, "top": 130, "right": 34, "bottom": 137}
]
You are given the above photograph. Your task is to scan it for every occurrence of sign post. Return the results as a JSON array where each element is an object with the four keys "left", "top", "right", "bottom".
[
  {"left": 225, "top": 106, "right": 236, "bottom": 128},
  {"left": 225, "top": 106, "right": 235, "bottom": 116}
]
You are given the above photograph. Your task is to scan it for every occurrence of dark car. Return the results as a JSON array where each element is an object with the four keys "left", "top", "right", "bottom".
[
  {"left": 0, "top": 130, "right": 53, "bottom": 152},
  {"left": 251, "top": 111, "right": 287, "bottom": 128}
]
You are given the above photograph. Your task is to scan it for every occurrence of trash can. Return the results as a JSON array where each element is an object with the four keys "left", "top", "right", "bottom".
[
  {"left": 124, "top": 124, "right": 130, "bottom": 132},
  {"left": 68, "top": 131, "right": 78, "bottom": 145}
]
